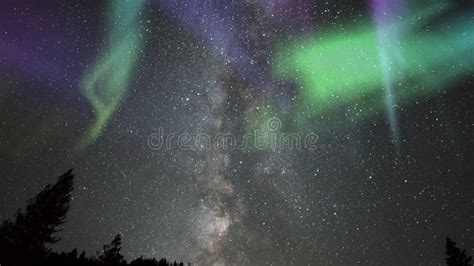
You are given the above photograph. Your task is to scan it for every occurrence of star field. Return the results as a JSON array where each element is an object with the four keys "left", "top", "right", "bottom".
[{"left": 0, "top": 0, "right": 473, "bottom": 265}]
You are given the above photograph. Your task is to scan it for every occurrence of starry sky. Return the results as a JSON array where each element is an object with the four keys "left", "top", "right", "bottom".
[{"left": 0, "top": 0, "right": 473, "bottom": 265}]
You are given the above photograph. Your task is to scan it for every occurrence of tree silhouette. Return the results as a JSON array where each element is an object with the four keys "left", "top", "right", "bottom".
[
  {"left": 99, "top": 234, "right": 126, "bottom": 265},
  {"left": 129, "top": 257, "right": 159, "bottom": 266},
  {"left": 0, "top": 169, "right": 74, "bottom": 265},
  {"left": 157, "top": 258, "right": 171, "bottom": 266},
  {"left": 0, "top": 169, "right": 187, "bottom": 266},
  {"left": 446, "top": 237, "right": 473, "bottom": 266}
]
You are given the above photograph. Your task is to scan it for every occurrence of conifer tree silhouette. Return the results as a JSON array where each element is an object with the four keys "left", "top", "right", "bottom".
[
  {"left": 0, "top": 169, "right": 74, "bottom": 265},
  {"left": 446, "top": 237, "right": 473, "bottom": 266},
  {"left": 99, "top": 234, "right": 126, "bottom": 265},
  {"left": 0, "top": 169, "right": 187, "bottom": 266},
  {"left": 157, "top": 258, "right": 170, "bottom": 266}
]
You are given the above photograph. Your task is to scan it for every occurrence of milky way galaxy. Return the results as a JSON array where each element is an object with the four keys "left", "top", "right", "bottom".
[{"left": 0, "top": 0, "right": 473, "bottom": 265}]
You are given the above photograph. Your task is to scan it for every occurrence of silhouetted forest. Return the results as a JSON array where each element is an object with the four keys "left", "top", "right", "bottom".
[
  {"left": 446, "top": 237, "right": 473, "bottom": 266},
  {"left": 0, "top": 170, "right": 472, "bottom": 265},
  {"left": 0, "top": 170, "right": 187, "bottom": 266}
]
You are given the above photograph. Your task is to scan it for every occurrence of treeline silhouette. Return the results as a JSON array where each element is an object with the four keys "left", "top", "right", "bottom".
[
  {"left": 0, "top": 170, "right": 472, "bottom": 265},
  {"left": 0, "top": 170, "right": 188, "bottom": 266},
  {"left": 446, "top": 237, "right": 472, "bottom": 266}
]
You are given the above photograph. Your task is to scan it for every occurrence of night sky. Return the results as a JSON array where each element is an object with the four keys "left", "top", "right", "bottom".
[{"left": 0, "top": 0, "right": 473, "bottom": 265}]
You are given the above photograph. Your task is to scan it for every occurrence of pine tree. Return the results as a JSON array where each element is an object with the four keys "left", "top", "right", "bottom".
[
  {"left": 0, "top": 169, "right": 74, "bottom": 265},
  {"left": 130, "top": 256, "right": 160, "bottom": 266},
  {"left": 446, "top": 237, "right": 473, "bottom": 266},
  {"left": 157, "top": 258, "right": 170, "bottom": 266},
  {"left": 99, "top": 234, "right": 126, "bottom": 265}
]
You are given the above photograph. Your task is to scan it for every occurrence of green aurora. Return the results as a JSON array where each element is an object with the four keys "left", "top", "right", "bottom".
[
  {"left": 273, "top": 5, "right": 473, "bottom": 126},
  {"left": 76, "top": 0, "right": 145, "bottom": 150}
]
